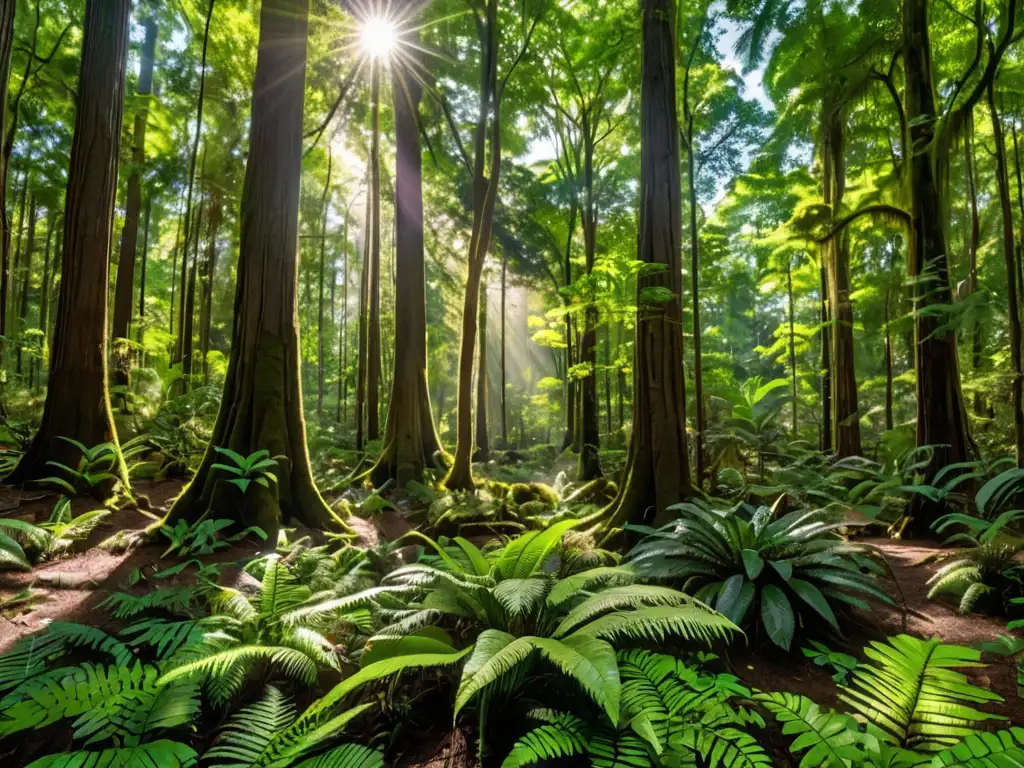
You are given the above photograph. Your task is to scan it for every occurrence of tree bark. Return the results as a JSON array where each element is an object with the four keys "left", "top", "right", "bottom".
[
  {"left": 685, "top": 126, "right": 704, "bottom": 487},
  {"left": 31, "top": 207, "right": 55, "bottom": 392},
  {"left": 9, "top": 168, "right": 26, "bottom": 334},
  {"left": 336, "top": 205, "right": 351, "bottom": 426},
  {"left": 818, "top": 259, "right": 832, "bottom": 452},
  {"left": 988, "top": 81, "right": 1024, "bottom": 465},
  {"left": 317, "top": 150, "right": 332, "bottom": 422},
  {"left": 475, "top": 280, "right": 490, "bottom": 461},
  {"left": 903, "top": 0, "right": 972, "bottom": 524},
  {"left": 560, "top": 198, "right": 578, "bottom": 453},
  {"left": 137, "top": 197, "right": 152, "bottom": 345},
  {"left": 367, "top": 60, "right": 382, "bottom": 442},
  {"left": 7, "top": 0, "right": 131, "bottom": 486},
  {"left": 0, "top": 0, "right": 16, "bottom": 342},
  {"left": 112, "top": 15, "right": 157, "bottom": 390},
  {"left": 577, "top": 123, "right": 602, "bottom": 481},
  {"left": 355, "top": 157, "right": 372, "bottom": 450},
  {"left": 198, "top": 194, "right": 221, "bottom": 384},
  {"left": 370, "top": 39, "right": 442, "bottom": 485},
  {"left": 787, "top": 262, "right": 798, "bottom": 436},
  {"left": 181, "top": 169, "right": 204, "bottom": 392},
  {"left": 166, "top": 0, "right": 339, "bottom": 531},
  {"left": 500, "top": 248, "right": 507, "bottom": 448},
  {"left": 602, "top": 0, "right": 691, "bottom": 531},
  {"left": 15, "top": 194, "right": 36, "bottom": 375},
  {"left": 822, "top": 105, "right": 860, "bottom": 457},
  {"left": 966, "top": 113, "right": 984, "bottom": 416}
]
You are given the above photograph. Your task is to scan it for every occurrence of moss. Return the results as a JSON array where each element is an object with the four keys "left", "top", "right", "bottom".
[{"left": 508, "top": 482, "right": 560, "bottom": 506}]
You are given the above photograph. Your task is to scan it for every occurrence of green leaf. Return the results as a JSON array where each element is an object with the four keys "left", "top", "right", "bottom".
[
  {"left": 716, "top": 574, "right": 755, "bottom": 626},
  {"left": 27, "top": 740, "right": 197, "bottom": 767},
  {"left": 788, "top": 579, "right": 839, "bottom": 631},
  {"left": 760, "top": 585, "right": 795, "bottom": 650},
  {"left": 742, "top": 549, "right": 765, "bottom": 580}
]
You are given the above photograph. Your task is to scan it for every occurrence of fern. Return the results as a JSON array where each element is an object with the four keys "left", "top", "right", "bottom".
[
  {"left": 929, "top": 727, "right": 1024, "bottom": 766},
  {"left": 567, "top": 604, "right": 740, "bottom": 645},
  {"left": 25, "top": 740, "right": 198, "bottom": 767},
  {"left": 120, "top": 618, "right": 210, "bottom": 658},
  {"left": 0, "top": 621, "right": 133, "bottom": 695},
  {"left": 293, "top": 745, "right": 385, "bottom": 768},
  {"left": 159, "top": 644, "right": 318, "bottom": 687},
  {"left": 501, "top": 711, "right": 590, "bottom": 768},
  {"left": 754, "top": 691, "right": 865, "bottom": 767},
  {"left": 553, "top": 585, "right": 700, "bottom": 636},
  {"left": 839, "top": 635, "right": 1004, "bottom": 752},
  {"left": 671, "top": 726, "right": 774, "bottom": 767},
  {"left": 99, "top": 587, "right": 197, "bottom": 619}
]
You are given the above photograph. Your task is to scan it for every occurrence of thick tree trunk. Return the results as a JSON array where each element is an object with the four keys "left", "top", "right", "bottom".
[
  {"left": 602, "top": 0, "right": 691, "bottom": 531},
  {"left": 198, "top": 195, "right": 221, "bottom": 384},
  {"left": 988, "top": 83, "right": 1024, "bottom": 465},
  {"left": 604, "top": 322, "right": 612, "bottom": 435},
  {"left": 15, "top": 194, "right": 36, "bottom": 375},
  {"left": 0, "top": 0, "right": 15, "bottom": 342},
  {"left": 166, "top": 0, "right": 339, "bottom": 531},
  {"left": 822, "top": 107, "right": 860, "bottom": 457},
  {"left": 168, "top": 208, "right": 183, "bottom": 335},
  {"left": 337, "top": 213, "right": 349, "bottom": 426},
  {"left": 903, "top": 0, "right": 971, "bottom": 525},
  {"left": 577, "top": 129, "right": 602, "bottom": 481},
  {"left": 370, "top": 42, "right": 441, "bottom": 485},
  {"left": 7, "top": 0, "right": 131, "bottom": 486},
  {"left": 356, "top": 160, "right": 372, "bottom": 450},
  {"left": 686, "top": 131, "right": 704, "bottom": 487},
  {"left": 560, "top": 199, "right": 578, "bottom": 453},
  {"left": 112, "top": 16, "right": 157, "bottom": 391},
  {"left": 367, "top": 61, "right": 382, "bottom": 442},
  {"left": 181, "top": 180, "right": 204, "bottom": 391},
  {"left": 9, "top": 169, "right": 26, "bottom": 333}
]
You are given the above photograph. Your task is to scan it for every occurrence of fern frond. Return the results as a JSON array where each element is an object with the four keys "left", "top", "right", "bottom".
[
  {"left": 259, "top": 559, "right": 313, "bottom": 619},
  {"left": 293, "top": 744, "right": 385, "bottom": 768},
  {"left": 99, "top": 587, "right": 197, "bottom": 619},
  {"left": 545, "top": 566, "right": 637, "bottom": 607},
  {"left": 501, "top": 712, "right": 590, "bottom": 768},
  {"left": 25, "top": 740, "right": 198, "bottom": 767},
  {"left": 839, "top": 635, "right": 1004, "bottom": 752},
  {"left": 205, "top": 685, "right": 296, "bottom": 767},
  {"left": 159, "top": 645, "right": 318, "bottom": 687},
  {"left": 492, "top": 577, "right": 549, "bottom": 617},
  {"left": 569, "top": 604, "right": 740, "bottom": 646},
  {"left": 671, "top": 726, "right": 773, "bottom": 767},
  {"left": 120, "top": 618, "right": 209, "bottom": 658},
  {"left": 0, "top": 622, "right": 132, "bottom": 694},
  {"left": 753, "top": 691, "right": 865, "bottom": 767},
  {"left": 553, "top": 585, "right": 697, "bottom": 636},
  {"left": 279, "top": 586, "right": 406, "bottom": 627},
  {"left": 929, "top": 727, "right": 1024, "bottom": 766}
]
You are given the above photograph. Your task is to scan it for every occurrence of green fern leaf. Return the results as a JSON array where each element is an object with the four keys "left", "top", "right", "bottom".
[
  {"left": 26, "top": 740, "right": 198, "bottom": 768},
  {"left": 493, "top": 577, "right": 550, "bottom": 617},
  {"left": 159, "top": 645, "right": 318, "bottom": 687},
  {"left": 545, "top": 566, "right": 637, "bottom": 607},
  {"left": 293, "top": 745, "right": 385, "bottom": 768},
  {"left": 671, "top": 726, "right": 773, "bottom": 767},
  {"left": 754, "top": 691, "right": 864, "bottom": 767},
  {"left": 569, "top": 604, "right": 740, "bottom": 646},
  {"left": 553, "top": 585, "right": 697, "bottom": 637},
  {"left": 502, "top": 712, "right": 590, "bottom": 768},
  {"left": 929, "top": 727, "right": 1024, "bottom": 766},
  {"left": 0, "top": 622, "right": 132, "bottom": 695}
]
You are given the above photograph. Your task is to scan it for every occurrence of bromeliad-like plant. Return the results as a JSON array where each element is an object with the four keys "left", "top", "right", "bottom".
[
  {"left": 927, "top": 539, "right": 1024, "bottom": 615},
  {"left": 0, "top": 496, "right": 110, "bottom": 571},
  {"left": 627, "top": 501, "right": 897, "bottom": 649},
  {"left": 758, "top": 634, "right": 1021, "bottom": 767},
  {"left": 371, "top": 521, "right": 740, "bottom": 739},
  {"left": 502, "top": 649, "right": 770, "bottom": 768}
]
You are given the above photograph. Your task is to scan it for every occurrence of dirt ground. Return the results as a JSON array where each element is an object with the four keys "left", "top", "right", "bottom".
[{"left": 0, "top": 483, "right": 1021, "bottom": 765}]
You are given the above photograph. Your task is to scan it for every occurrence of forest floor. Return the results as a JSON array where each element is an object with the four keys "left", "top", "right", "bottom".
[{"left": 0, "top": 479, "right": 1021, "bottom": 765}]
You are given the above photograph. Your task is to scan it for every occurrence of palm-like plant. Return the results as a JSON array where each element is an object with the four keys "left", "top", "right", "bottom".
[
  {"left": 374, "top": 521, "right": 740, "bottom": 731},
  {"left": 927, "top": 540, "right": 1024, "bottom": 615},
  {"left": 502, "top": 649, "right": 769, "bottom": 768},
  {"left": 627, "top": 501, "right": 896, "bottom": 649}
]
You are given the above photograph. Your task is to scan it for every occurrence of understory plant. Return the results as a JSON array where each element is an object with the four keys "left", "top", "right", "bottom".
[
  {"left": 0, "top": 496, "right": 110, "bottom": 570},
  {"left": 627, "top": 501, "right": 896, "bottom": 649}
]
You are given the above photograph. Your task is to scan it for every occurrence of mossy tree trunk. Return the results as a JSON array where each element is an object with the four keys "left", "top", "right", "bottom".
[
  {"left": 0, "top": 0, "right": 14, "bottom": 342},
  {"left": 822, "top": 105, "right": 860, "bottom": 457},
  {"left": 137, "top": 197, "right": 152, "bottom": 346},
  {"left": 316, "top": 151, "right": 332, "bottom": 423},
  {"left": 198, "top": 193, "right": 221, "bottom": 385},
  {"left": 474, "top": 280, "right": 490, "bottom": 461},
  {"left": 32, "top": 208, "right": 56, "bottom": 392},
  {"left": 166, "top": 0, "right": 338, "bottom": 531},
  {"left": 602, "top": 0, "right": 691, "bottom": 531},
  {"left": 15, "top": 193, "right": 36, "bottom": 375},
  {"left": 370, "top": 40, "right": 442, "bottom": 485},
  {"left": 367, "top": 60, "right": 382, "bottom": 442},
  {"left": 577, "top": 122, "right": 602, "bottom": 481},
  {"left": 965, "top": 114, "right": 985, "bottom": 416},
  {"left": 112, "top": 15, "right": 157, "bottom": 392},
  {"left": 7, "top": 0, "right": 130, "bottom": 486}
]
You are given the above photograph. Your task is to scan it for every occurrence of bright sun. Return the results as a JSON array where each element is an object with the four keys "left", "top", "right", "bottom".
[{"left": 360, "top": 17, "right": 397, "bottom": 60}]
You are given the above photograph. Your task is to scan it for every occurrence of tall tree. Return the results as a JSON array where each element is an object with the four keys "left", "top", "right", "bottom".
[
  {"left": 166, "top": 0, "right": 340, "bottom": 531},
  {"left": 0, "top": 0, "right": 15, "bottom": 343},
  {"left": 369, "top": 29, "right": 442, "bottom": 485},
  {"left": 7, "top": 0, "right": 131, "bottom": 485},
  {"left": 111, "top": 9, "right": 158, "bottom": 391},
  {"left": 601, "top": 0, "right": 691, "bottom": 532}
]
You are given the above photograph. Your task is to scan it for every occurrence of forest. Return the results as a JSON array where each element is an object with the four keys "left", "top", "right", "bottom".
[{"left": 2, "top": 0, "right": 1024, "bottom": 765}]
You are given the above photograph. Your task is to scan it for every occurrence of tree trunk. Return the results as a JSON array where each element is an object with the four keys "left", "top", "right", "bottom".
[
  {"left": 822, "top": 106, "right": 860, "bottom": 457},
  {"left": 166, "top": 0, "right": 339, "bottom": 532},
  {"left": 884, "top": 283, "right": 894, "bottom": 432},
  {"left": 577, "top": 126, "right": 602, "bottom": 481},
  {"left": 15, "top": 194, "right": 36, "bottom": 375},
  {"left": 31, "top": 208, "right": 56, "bottom": 392},
  {"left": 0, "top": 0, "right": 15, "bottom": 343},
  {"left": 443, "top": 0, "right": 502, "bottom": 490},
  {"left": 370, "top": 38, "right": 442, "bottom": 485},
  {"left": 787, "top": 262, "right": 798, "bottom": 436},
  {"left": 500, "top": 249, "right": 507, "bottom": 448},
  {"left": 602, "top": 0, "right": 691, "bottom": 531},
  {"left": 604, "top": 322, "right": 612, "bottom": 435},
  {"left": 9, "top": 169, "right": 27, "bottom": 334},
  {"left": 175, "top": 0, "right": 214, "bottom": 373},
  {"left": 111, "top": 15, "right": 157, "bottom": 391},
  {"left": 337, "top": 213, "right": 349, "bottom": 426},
  {"left": 168, "top": 207, "right": 183, "bottom": 335},
  {"left": 198, "top": 194, "right": 221, "bottom": 384},
  {"left": 560, "top": 198, "right": 578, "bottom": 453},
  {"left": 367, "top": 60, "right": 382, "bottom": 442},
  {"left": 685, "top": 127, "right": 704, "bottom": 487},
  {"left": 818, "top": 259, "right": 832, "bottom": 452},
  {"left": 903, "top": 0, "right": 972, "bottom": 524},
  {"left": 317, "top": 151, "right": 332, "bottom": 422},
  {"left": 137, "top": 197, "right": 152, "bottom": 345},
  {"left": 7, "top": 0, "right": 131, "bottom": 486},
  {"left": 988, "top": 82, "right": 1024, "bottom": 465},
  {"left": 966, "top": 113, "right": 984, "bottom": 416},
  {"left": 475, "top": 281, "right": 490, "bottom": 461},
  {"left": 181, "top": 175, "right": 204, "bottom": 392}
]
